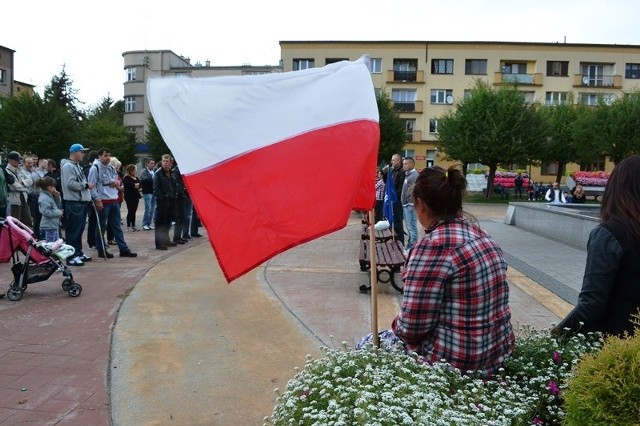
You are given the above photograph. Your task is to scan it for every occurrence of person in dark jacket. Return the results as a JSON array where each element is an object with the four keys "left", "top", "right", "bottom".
[
  {"left": 171, "top": 163, "right": 189, "bottom": 245},
  {"left": 554, "top": 155, "right": 640, "bottom": 337},
  {"left": 153, "top": 154, "right": 177, "bottom": 250},
  {"left": 388, "top": 153, "right": 405, "bottom": 245}
]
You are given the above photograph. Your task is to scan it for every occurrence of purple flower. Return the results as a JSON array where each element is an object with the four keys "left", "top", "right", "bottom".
[
  {"left": 552, "top": 351, "right": 562, "bottom": 364},
  {"left": 532, "top": 417, "right": 543, "bottom": 425},
  {"left": 548, "top": 380, "right": 560, "bottom": 395}
]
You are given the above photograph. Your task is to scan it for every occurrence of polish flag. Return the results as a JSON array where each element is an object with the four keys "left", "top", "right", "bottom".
[{"left": 147, "top": 57, "right": 379, "bottom": 282}]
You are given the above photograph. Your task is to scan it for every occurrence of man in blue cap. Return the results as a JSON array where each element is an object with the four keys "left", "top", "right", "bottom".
[{"left": 61, "top": 143, "right": 98, "bottom": 266}]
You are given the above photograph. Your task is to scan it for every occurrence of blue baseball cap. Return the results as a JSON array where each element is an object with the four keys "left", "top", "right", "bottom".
[{"left": 69, "top": 143, "right": 89, "bottom": 153}]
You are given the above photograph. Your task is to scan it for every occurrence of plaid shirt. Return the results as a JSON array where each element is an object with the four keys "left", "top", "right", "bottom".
[{"left": 392, "top": 217, "right": 514, "bottom": 376}]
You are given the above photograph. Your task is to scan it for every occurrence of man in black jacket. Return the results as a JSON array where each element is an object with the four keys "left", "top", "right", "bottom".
[
  {"left": 390, "top": 153, "right": 405, "bottom": 246},
  {"left": 153, "top": 154, "right": 177, "bottom": 250}
]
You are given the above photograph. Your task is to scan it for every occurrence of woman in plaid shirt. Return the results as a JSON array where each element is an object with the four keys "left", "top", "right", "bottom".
[{"left": 359, "top": 165, "right": 514, "bottom": 377}]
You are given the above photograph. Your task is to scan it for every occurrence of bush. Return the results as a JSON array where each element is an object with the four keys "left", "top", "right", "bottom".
[
  {"left": 266, "top": 327, "right": 604, "bottom": 425},
  {"left": 563, "top": 328, "right": 640, "bottom": 425}
]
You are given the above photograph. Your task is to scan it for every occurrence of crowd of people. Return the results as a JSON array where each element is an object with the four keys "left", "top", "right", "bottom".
[
  {"left": 0, "top": 143, "right": 203, "bottom": 267},
  {"left": 362, "top": 153, "right": 639, "bottom": 377}
]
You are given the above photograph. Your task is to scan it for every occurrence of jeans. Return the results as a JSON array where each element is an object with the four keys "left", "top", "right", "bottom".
[
  {"left": 64, "top": 201, "right": 88, "bottom": 258},
  {"left": 403, "top": 204, "right": 417, "bottom": 250},
  {"left": 42, "top": 228, "right": 60, "bottom": 243},
  {"left": 95, "top": 202, "right": 129, "bottom": 254},
  {"left": 142, "top": 193, "right": 155, "bottom": 228}
]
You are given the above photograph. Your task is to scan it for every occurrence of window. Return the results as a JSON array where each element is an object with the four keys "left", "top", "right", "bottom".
[
  {"left": 580, "top": 93, "right": 616, "bottom": 106},
  {"left": 545, "top": 92, "right": 569, "bottom": 105},
  {"left": 124, "top": 96, "right": 137, "bottom": 113},
  {"left": 580, "top": 157, "right": 606, "bottom": 172},
  {"left": 325, "top": 58, "right": 348, "bottom": 65},
  {"left": 429, "top": 119, "right": 440, "bottom": 134},
  {"left": 502, "top": 62, "right": 527, "bottom": 74},
  {"left": 126, "top": 67, "right": 136, "bottom": 82},
  {"left": 293, "top": 59, "right": 314, "bottom": 71},
  {"left": 403, "top": 149, "right": 415, "bottom": 159},
  {"left": 523, "top": 92, "right": 536, "bottom": 104},
  {"left": 393, "top": 59, "right": 418, "bottom": 81},
  {"left": 391, "top": 89, "right": 417, "bottom": 112},
  {"left": 0, "top": 69, "right": 5, "bottom": 84},
  {"left": 430, "top": 89, "right": 453, "bottom": 104},
  {"left": 465, "top": 59, "right": 487, "bottom": 75},
  {"left": 541, "top": 161, "right": 558, "bottom": 176},
  {"left": 463, "top": 89, "right": 472, "bottom": 100},
  {"left": 370, "top": 58, "right": 382, "bottom": 74},
  {"left": 625, "top": 63, "right": 640, "bottom": 79},
  {"left": 432, "top": 59, "right": 453, "bottom": 74},
  {"left": 374, "top": 87, "right": 383, "bottom": 97},
  {"left": 405, "top": 119, "right": 416, "bottom": 141},
  {"left": 546, "top": 61, "right": 569, "bottom": 76}
]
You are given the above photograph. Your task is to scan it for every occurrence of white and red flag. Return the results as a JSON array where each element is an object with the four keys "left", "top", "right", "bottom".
[{"left": 147, "top": 57, "right": 379, "bottom": 282}]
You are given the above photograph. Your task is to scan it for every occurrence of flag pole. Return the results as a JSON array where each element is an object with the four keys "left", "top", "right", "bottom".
[{"left": 368, "top": 209, "right": 379, "bottom": 346}]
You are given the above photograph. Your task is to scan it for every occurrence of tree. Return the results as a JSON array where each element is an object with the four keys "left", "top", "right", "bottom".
[
  {"left": 145, "top": 114, "right": 171, "bottom": 161},
  {"left": 596, "top": 91, "right": 640, "bottom": 164},
  {"left": 537, "top": 98, "right": 582, "bottom": 183},
  {"left": 44, "top": 65, "right": 85, "bottom": 122},
  {"left": 377, "top": 90, "right": 407, "bottom": 167},
  {"left": 0, "top": 92, "right": 77, "bottom": 162},
  {"left": 80, "top": 96, "right": 136, "bottom": 166},
  {"left": 437, "top": 80, "right": 544, "bottom": 199}
]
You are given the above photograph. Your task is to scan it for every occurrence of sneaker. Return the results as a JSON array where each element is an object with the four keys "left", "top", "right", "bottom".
[
  {"left": 143, "top": 225, "right": 151, "bottom": 231},
  {"left": 182, "top": 235, "right": 192, "bottom": 240},
  {"left": 173, "top": 239, "right": 186, "bottom": 245},
  {"left": 108, "top": 240, "right": 117, "bottom": 246},
  {"left": 99, "top": 250, "right": 114, "bottom": 259},
  {"left": 120, "top": 250, "right": 138, "bottom": 258},
  {"left": 67, "top": 256, "right": 84, "bottom": 266},
  {"left": 191, "top": 233, "right": 203, "bottom": 238},
  {"left": 156, "top": 246, "right": 168, "bottom": 250},
  {"left": 80, "top": 254, "right": 92, "bottom": 262},
  {"left": 150, "top": 225, "right": 155, "bottom": 230}
]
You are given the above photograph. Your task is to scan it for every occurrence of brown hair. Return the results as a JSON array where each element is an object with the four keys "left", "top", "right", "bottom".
[
  {"left": 126, "top": 164, "right": 136, "bottom": 176},
  {"left": 413, "top": 165, "right": 468, "bottom": 221},
  {"left": 600, "top": 155, "right": 640, "bottom": 240},
  {"left": 36, "top": 176, "right": 57, "bottom": 191}
]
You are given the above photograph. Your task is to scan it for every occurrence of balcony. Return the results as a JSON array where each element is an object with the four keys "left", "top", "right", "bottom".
[
  {"left": 386, "top": 70, "right": 425, "bottom": 83},
  {"left": 405, "top": 130, "right": 423, "bottom": 142},
  {"left": 573, "top": 74, "right": 622, "bottom": 88},
  {"left": 392, "top": 100, "right": 423, "bottom": 113},
  {"left": 494, "top": 72, "right": 542, "bottom": 86}
]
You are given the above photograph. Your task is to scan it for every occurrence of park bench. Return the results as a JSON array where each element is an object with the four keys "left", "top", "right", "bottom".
[
  {"left": 360, "top": 224, "right": 397, "bottom": 242},
  {"left": 358, "top": 238, "right": 406, "bottom": 294}
]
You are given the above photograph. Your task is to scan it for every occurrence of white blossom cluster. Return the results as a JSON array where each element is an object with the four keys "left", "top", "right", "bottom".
[{"left": 265, "top": 328, "right": 603, "bottom": 426}]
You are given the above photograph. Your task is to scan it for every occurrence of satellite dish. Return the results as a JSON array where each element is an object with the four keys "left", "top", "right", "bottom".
[
  {"left": 582, "top": 76, "right": 589, "bottom": 85},
  {"left": 446, "top": 95, "right": 454, "bottom": 104}
]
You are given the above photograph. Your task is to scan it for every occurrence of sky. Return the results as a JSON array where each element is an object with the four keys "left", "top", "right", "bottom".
[{"left": 2, "top": 0, "right": 640, "bottom": 108}]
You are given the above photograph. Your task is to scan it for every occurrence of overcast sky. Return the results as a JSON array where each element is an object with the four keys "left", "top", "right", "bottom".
[{"left": 3, "top": 0, "right": 640, "bottom": 108}]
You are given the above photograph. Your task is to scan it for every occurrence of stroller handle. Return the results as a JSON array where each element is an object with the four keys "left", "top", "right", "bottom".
[{"left": 4, "top": 216, "right": 37, "bottom": 244}]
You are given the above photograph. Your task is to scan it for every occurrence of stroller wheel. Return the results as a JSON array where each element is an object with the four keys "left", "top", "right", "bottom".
[
  {"left": 62, "top": 279, "right": 72, "bottom": 292},
  {"left": 7, "top": 288, "right": 23, "bottom": 301},
  {"left": 68, "top": 284, "right": 82, "bottom": 297}
]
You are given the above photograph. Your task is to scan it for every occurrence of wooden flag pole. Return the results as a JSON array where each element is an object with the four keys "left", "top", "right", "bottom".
[{"left": 368, "top": 209, "right": 379, "bottom": 347}]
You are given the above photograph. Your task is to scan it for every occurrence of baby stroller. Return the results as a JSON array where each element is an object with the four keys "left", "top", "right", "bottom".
[{"left": 0, "top": 216, "right": 82, "bottom": 301}]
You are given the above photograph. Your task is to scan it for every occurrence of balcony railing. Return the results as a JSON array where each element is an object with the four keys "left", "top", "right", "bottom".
[
  {"left": 386, "top": 70, "right": 425, "bottom": 83},
  {"left": 392, "top": 100, "right": 423, "bottom": 113},
  {"left": 573, "top": 74, "right": 621, "bottom": 88},
  {"left": 494, "top": 72, "right": 543, "bottom": 85},
  {"left": 405, "top": 130, "right": 423, "bottom": 142}
]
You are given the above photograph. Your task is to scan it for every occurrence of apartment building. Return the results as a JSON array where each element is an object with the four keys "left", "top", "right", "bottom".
[
  {"left": 122, "top": 50, "right": 282, "bottom": 147},
  {"left": 280, "top": 40, "right": 640, "bottom": 181},
  {"left": 0, "top": 45, "right": 15, "bottom": 98}
]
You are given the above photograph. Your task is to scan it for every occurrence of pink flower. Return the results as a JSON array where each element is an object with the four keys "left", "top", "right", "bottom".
[
  {"left": 552, "top": 351, "right": 562, "bottom": 364},
  {"left": 532, "top": 417, "right": 543, "bottom": 424},
  {"left": 548, "top": 380, "right": 560, "bottom": 395}
]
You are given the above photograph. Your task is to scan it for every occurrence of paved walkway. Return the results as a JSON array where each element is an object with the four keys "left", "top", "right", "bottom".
[{"left": 0, "top": 204, "right": 583, "bottom": 425}]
